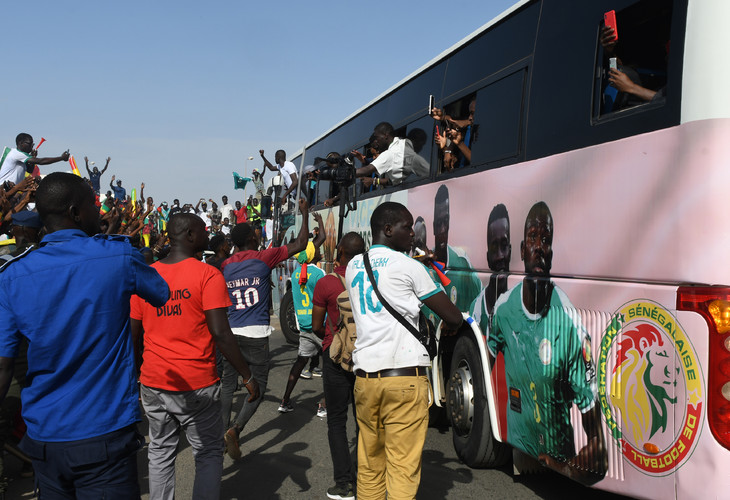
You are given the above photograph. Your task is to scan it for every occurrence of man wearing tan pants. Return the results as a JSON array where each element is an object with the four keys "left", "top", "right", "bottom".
[{"left": 346, "top": 202, "right": 462, "bottom": 499}]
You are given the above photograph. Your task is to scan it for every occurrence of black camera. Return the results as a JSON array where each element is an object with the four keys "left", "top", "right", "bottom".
[{"left": 315, "top": 153, "right": 356, "bottom": 187}]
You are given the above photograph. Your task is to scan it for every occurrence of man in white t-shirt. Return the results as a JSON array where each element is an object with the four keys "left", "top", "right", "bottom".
[
  {"left": 346, "top": 201, "right": 462, "bottom": 500},
  {"left": 0, "top": 133, "right": 70, "bottom": 186},
  {"left": 196, "top": 200, "right": 212, "bottom": 229},
  {"left": 260, "top": 149, "right": 299, "bottom": 206},
  {"left": 353, "top": 122, "right": 431, "bottom": 186},
  {"left": 220, "top": 195, "right": 235, "bottom": 223}
]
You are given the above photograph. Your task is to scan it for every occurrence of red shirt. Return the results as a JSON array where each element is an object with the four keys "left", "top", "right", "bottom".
[
  {"left": 233, "top": 207, "right": 248, "bottom": 224},
  {"left": 130, "top": 258, "right": 232, "bottom": 391},
  {"left": 312, "top": 265, "right": 346, "bottom": 350}
]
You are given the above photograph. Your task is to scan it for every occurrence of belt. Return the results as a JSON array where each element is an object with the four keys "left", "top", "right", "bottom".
[{"left": 355, "top": 367, "right": 427, "bottom": 378}]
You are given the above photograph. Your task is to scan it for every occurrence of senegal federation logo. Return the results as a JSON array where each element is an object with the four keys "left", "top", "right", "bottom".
[{"left": 598, "top": 300, "right": 704, "bottom": 476}]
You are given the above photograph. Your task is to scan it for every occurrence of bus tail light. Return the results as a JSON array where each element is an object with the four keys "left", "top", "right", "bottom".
[{"left": 677, "top": 286, "right": 730, "bottom": 450}]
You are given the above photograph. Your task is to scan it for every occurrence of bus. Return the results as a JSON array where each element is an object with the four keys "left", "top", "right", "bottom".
[{"left": 270, "top": 0, "right": 730, "bottom": 497}]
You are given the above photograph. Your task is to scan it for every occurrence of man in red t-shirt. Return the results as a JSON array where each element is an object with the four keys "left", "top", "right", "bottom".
[
  {"left": 131, "top": 213, "right": 260, "bottom": 500},
  {"left": 312, "top": 232, "right": 365, "bottom": 500},
  {"left": 233, "top": 200, "right": 248, "bottom": 225}
]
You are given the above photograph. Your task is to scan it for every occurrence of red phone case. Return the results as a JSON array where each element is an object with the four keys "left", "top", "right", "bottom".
[{"left": 604, "top": 10, "right": 618, "bottom": 42}]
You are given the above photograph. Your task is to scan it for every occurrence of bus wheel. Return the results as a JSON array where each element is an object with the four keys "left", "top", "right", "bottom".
[
  {"left": 279, "top": 289, "right": 299, "bottom": 346},
  {"left": 447, "top": 335, "right": 509, "bottom": 468}
]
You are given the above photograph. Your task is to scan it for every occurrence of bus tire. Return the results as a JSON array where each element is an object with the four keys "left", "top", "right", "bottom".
[
  {"left": 447, "top": 335, "right": 509, "bottom": 468},
  {"left": 279, "top": 289, "right": 299, "bottom": 346}
]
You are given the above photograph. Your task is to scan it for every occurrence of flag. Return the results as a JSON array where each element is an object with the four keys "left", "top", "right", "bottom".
[
  {"left": 233, "top": 171, "right": 251, "bottom": 190},
  {"left": 131, "top": 188, "right": 137, "bottom": 213},
  {"left": 69, "top": 156, "right": 81, "bottom": 177}
]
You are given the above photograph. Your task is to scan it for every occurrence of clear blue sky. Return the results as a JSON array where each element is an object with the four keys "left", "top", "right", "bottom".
[{"left": 2, "top": 0, "right": 516, "bottom": 205}]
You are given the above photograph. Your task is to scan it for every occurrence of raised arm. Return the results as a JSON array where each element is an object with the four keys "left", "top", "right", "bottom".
[
  {"left": 284, "top": 199, "right": 310, "bottom": 257},
  {"left": 85, "top": 156, "right": 92, "bottom": 176},
  {"left": 312, "top": 212, "right": 325, "bottom": 248},
  {"left": 259, "top": 149, "right": 278, "bottom": 173},
  {"left": 27, "top": 150, "right": 70, "bottom": 167},
  {"left": 101, "top": 157, "right": 110, "bottom": 175}
]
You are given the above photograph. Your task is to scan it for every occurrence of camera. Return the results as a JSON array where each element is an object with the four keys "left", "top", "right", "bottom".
[{"left": 316, "top": 153, "right": 356, "bottom": 187}]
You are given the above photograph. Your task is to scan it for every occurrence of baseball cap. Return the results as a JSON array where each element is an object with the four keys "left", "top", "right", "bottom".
[{"left": 12, "top": 211, "right": 41, "bottom": 228}]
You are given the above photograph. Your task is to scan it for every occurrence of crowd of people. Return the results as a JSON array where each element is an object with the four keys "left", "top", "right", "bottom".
[{"left": 0, "top": 131, "right": 463, "bottom": 500}]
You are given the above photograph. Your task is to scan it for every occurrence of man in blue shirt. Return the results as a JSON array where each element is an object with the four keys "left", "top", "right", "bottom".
[
  {"left": 110, "top": 174, "right": 126, "bottom": 201},
  {"left": 84, "top": 155, "right": 110, "bottom": 194},
  {"left": 0, "top": 172, "right": 169, "bottom": 498}
]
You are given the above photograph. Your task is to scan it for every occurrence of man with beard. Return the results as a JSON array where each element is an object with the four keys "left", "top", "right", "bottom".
[
  {"left": 469, "top": 203, "right": 511, "bottom": 333},
  {"left": 489, "top": 201, "right": 607, "bottom": 485},
  {"left": 432, "top": 184, "right": 481, "bottom": 311}
]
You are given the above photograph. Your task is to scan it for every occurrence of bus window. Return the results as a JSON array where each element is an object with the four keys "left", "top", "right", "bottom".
[
  {"left": 433, "top": 93, "right": 477, "bottom": 174},
  {"left": 596, "top": 0, "right": 672, "bottom": 116},
  {"left": 402, "top": 116, "right": 434, "bottom": 183},
  {"left": 470, "top": 69, "right": 525, "bottom": 166}
]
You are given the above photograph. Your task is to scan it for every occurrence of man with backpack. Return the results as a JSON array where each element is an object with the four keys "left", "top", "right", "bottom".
[{"left": 312, "top": 232, "right": 365, "bottom": 500}]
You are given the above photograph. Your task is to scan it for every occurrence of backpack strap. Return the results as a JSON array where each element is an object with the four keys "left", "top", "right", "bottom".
[{"left": 363, "top": 252, "right": 423, "bottom": 341}]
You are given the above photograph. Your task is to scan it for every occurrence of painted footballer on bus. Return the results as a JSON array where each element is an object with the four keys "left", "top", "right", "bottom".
[{"left": 488, "top": 201, "right": 608, "bottom": 485}]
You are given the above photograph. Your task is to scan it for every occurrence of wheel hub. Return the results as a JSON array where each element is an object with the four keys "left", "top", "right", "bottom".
[{"left": 448, "top": 362, "right": 475, "bottom": 436}]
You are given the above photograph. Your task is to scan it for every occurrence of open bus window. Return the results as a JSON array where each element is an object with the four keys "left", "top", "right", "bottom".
[
  {"left": 597, "top": 0, "right": 672, "bottom": 116},
  {"left": 432, "top": 93, "right": 476, "bottom": 174}
]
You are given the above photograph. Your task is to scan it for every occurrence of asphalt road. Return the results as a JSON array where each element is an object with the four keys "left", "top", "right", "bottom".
[{"left": 5, "top": 317, "right": 633, "bottom": 499}]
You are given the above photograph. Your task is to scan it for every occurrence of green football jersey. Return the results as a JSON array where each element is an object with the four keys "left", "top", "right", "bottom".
[
  {"left": 444, "top": 245, "right": 482, "bottom": 312},
  {"left": 291, "top": 265, "right": 325, "bottom": 332},
  {"left": 469, "top": 287, "right": 490, "bottom": 335},
  {"left": 489, "top": 282, "right": 596, "bottom": 460}
]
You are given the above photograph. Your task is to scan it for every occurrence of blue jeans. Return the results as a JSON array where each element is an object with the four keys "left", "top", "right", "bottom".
[
  {"left": 322, "top": 346, "right": 357, "bottom": 485},
  {"left": 220, "top": 335, "right": 270, "bottom": 433},
  {"left": 20, "top": 424, "right": 143, "bottom": 499}
]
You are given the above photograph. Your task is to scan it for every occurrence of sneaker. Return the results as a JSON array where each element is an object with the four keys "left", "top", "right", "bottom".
[
  {"left": 326, "top": 482, "right": 355, "bottom": 500},
  {"left": 311, "top": 367, "right": 323, "bottom": 377},
  {"left": 278, "top": 401, "right": 294, "bottom": 413},
  {"left": 300, "top": 369, "right": 313, "bottom": 379},
  {"left": 317, "top": 404, "right": 327, "bottom": 418},
  {"left": 224, "top": 428, "right": 241, "bottom": 460}
]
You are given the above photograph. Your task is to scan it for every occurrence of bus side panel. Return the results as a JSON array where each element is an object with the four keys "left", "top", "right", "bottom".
[
  {"left": 551, "top": 277, "right": 687, "bottom": 499},
  {"left": 398, "top": 120, "right": 725, "bottom": 497}
]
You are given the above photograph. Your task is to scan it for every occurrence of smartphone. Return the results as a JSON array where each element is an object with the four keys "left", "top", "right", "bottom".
[
  {"left": 609, "top": 57, "right": 617, "bottom": 70},
  {"left": 604, "top": 10, "right": 618, "bottom": 42},
  {"left": 428, "top": 94, "right": 435, "bottom": 115}
]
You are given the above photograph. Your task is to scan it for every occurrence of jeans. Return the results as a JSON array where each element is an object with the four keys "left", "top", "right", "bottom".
[
  {"left": 220, "top": 335, "right": 270, "bottom": 433},
  {"left": 20, "top": 424, "right": 143, "bottom": 500},
  {"left": 322, "top": 346, "right": 357, "bottom": 485},
  {"left": 141, "top": 383, "right": 223, "bottom": 500}
]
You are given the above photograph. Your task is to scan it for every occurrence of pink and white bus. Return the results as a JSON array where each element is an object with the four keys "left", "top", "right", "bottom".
[{"left": 272, "top": 1, "right": 730, "bottom": 497}]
